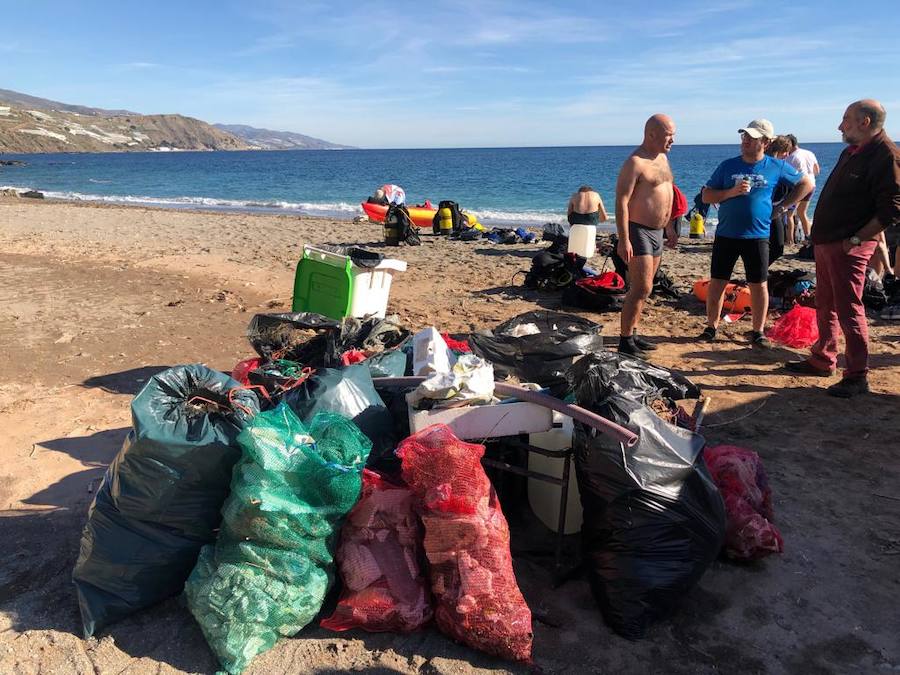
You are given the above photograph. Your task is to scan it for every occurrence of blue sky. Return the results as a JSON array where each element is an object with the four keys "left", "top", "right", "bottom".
[{"left": 2, "top": 0, "right": 899, "bottom": 148}]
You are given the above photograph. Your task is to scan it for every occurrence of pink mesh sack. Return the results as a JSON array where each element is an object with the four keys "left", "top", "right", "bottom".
[
  {"left": 397, "top": 425, "right": 533, "bottom": 662},
  {"left": 766, "top": 305, "right": 819, "bottom": 348},
  {"left": 321, "top": 469, "right": 432, "bottom": 632},
  {"left": 704, "top": 445, "right": 784, "bottom": 560}
]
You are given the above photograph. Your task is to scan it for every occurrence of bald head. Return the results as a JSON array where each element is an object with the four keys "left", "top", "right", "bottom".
[
  {"left": 643, "top": 113, "right": 676, "bottom": 154},
  {"left": 645, "top": 114, "right": 674, "bottom": 136},
  {"left": 840, "top": 99, "right": 887, "bottom": 145},
  {"left": 851, "top": 98, "right": 886, "bottom": 130}
]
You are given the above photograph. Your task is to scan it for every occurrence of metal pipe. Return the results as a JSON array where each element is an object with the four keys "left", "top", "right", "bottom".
[{"left": 373, "top": 376, "right": 639, "bottom": 447}]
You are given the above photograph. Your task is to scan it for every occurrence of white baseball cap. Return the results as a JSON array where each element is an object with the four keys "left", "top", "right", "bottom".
[{"left": 738, "top": 119, "right": 776, "bottom": 139}]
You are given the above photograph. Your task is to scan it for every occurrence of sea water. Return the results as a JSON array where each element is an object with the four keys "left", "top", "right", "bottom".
[{"left": 0, "top": 144, "right": 845, "bottom": 228}]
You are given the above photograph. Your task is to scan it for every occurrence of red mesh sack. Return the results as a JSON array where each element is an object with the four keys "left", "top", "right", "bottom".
[
  {"left": 704, "top": 445, "right": 784, "bottom": 560},
  {"left": 766, "top": 305, "right": 819, "bottom": 348},
  {"left": 320, "top": 469, "right": 432, "bottom": 633},
  {"left": 396, "top": 425, "right": 533, "bottom": 662}
]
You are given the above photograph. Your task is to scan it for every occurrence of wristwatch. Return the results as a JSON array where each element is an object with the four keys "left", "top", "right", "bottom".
[{"left": 849, "top": 235, "right": 862, "bottom": 246}]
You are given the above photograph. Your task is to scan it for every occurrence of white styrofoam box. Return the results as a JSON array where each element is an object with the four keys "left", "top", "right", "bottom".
[
  {"left": 528, "top": 412, "right": 581, "bottom": 534},
  {"left": 408, "top": 401, "right": 553, "bottom": 440},
  {"left": 411, "top": 326, "right": 454, "bottom": 376}
]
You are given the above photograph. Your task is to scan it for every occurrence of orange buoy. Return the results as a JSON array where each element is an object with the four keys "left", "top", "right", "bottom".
[{"left": 692, "top": 279, "right": 753, "bottom": 313}]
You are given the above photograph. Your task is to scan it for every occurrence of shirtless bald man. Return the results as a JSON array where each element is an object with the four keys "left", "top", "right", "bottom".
[{"left": 615, "top": 113, "right": 677, "bottom": 357}]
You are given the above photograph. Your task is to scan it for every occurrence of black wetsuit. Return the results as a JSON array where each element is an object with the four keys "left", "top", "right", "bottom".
[{"left": 568, "top": 211, "right": 600, "bottom": 226}]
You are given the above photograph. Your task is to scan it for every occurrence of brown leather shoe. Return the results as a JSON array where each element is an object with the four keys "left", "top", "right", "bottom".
[
  {"left": 826, "top": 377, "right": 869, "bottom": 398},
  {"left": 784, "top": 360, "right": 835, "bottom": 377}
]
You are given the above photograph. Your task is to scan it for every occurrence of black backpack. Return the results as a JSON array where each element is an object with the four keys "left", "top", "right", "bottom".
[
  {"left": 562, "top": 284, "right": 625, "bottom": 312},
  {"left": 384, "top": 204, "right": 421, "bottom": 246},
  {"left": 432, "top": 200, "right": 467, "bottom": 235},
  {"left": 523, "top": 251, "right": 586, "bottom": 291},
  {"left": 652, "top": 268, "right": 681, "bottom": 299}
]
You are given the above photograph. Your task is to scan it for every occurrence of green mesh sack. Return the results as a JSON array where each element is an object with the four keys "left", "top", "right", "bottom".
[{"left": 185, "top": 404, "right": 371, "bottom": 674}]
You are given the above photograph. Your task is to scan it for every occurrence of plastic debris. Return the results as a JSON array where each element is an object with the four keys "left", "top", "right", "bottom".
[
  {"left": 397, "top": 425, "right": 533, "bottom": 662},
  {"left": 321, "top": 469, "right": 432, "bottom": 632},
  {"left": 72, "top": 364, "right": 259, "bottom": 637},
  {"left": 406, "top": 354, "right": 495, "bottom": 409},
  {"left": 568, "top": 354, "right": 725, "bottom": 640},
  {"left": 766, "top": 305, "right": 819, "bottom": 348},
  {"left": 185, "top": 406, "right": 371, "bottom": 674},
  {"left": 704, "top": 445, "right": 784, "bottom": 560}
]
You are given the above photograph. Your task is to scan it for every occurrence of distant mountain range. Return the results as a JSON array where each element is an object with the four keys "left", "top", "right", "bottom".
[
  {"left": 0, "top": 88, "right": 350, "bottom": 153},
  {"left": 213, "top": 123, "right": 353, "bottom": 150}
]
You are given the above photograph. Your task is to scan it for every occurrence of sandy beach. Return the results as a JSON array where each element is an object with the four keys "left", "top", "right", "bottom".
[{"left": 1, "top": 196, "right": 898, "bottom": 674}]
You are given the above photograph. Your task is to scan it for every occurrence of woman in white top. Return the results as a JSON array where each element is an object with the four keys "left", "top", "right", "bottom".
[{"left": 785, "top": 134, "right": 819, "bottom": 241}]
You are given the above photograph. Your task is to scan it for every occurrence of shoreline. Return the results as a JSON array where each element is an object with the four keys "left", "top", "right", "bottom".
[{"left": 0, "top": 191, "right": 722, "bottom": 235}]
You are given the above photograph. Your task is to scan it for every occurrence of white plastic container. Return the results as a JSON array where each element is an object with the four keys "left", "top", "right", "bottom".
[
  {"left": 347, "top": 259, "right": 407, "bottom": 318},
  {"left": 528, "top": 412, "right": 582, "bottom": 534},
  {"left": 411, "top": 327, "right": 454, "bottom": 376},
  {"left": 567, "top": 224, "right": 596, "bottom": 258},
  {"left": 408, "top": 401, "right": 553, "bottom": 439}
]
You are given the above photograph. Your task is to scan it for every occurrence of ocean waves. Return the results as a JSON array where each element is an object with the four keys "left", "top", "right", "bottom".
[
  {"left": 3, "top": 184, "right": 574, "bottom": 226},
  {"left": 28, "top": 189, "right": 363, "bottom": 217}
]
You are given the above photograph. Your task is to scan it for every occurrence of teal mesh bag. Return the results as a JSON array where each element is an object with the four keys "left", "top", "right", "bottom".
[{"left": 185, "top": 403, "right": 371, "bottom": 674}]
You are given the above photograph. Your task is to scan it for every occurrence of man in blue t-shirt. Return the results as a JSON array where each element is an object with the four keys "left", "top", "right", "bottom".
[{"left": 698, "top": 119, "right": 813, "bottom": 347}]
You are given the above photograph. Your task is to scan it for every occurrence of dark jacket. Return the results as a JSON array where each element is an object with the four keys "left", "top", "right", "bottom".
[{"left": 811, "top": 130, "right": 900, "bottom": 244}]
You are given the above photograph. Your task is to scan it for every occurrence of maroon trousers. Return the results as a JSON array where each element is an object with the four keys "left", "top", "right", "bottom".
[{"left": 809, "top": 240, "right": 877, "bottom": 377}]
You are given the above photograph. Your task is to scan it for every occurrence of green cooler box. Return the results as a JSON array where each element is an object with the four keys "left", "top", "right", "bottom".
[{"left": 292, "top": 246, "right": 407, "bottom": 320}]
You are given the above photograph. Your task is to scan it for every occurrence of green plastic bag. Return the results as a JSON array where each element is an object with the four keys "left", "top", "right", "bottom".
[
  {"left": 185, "top": 404, "right": 371, "bottom": 674},
  {"left": 72, "top": 364, "right": 259, "bottom": 637}
]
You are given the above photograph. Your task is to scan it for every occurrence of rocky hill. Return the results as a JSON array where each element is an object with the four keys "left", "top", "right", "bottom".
[
  {"left": 0, "top": 88, "right": 138, "bottom": 117},
  {"left": 0, "top": 103, "right": 251, "bottom": 153},
  {"left": 0, "top": 88, "right": 348, "bottom": 153},
  {"left": 213, "top": 123, "right": 352, "bottom": 150}
]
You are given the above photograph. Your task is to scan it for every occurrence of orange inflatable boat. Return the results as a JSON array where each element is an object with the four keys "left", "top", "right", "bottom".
[
  {"left": 360, "top": 202, "right": 437, "bottom": 228},
  {"left": 693, "top": 278, "right": 753, "bottom": 313}
]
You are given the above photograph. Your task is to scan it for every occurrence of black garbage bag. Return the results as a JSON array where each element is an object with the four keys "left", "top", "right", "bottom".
[
  {"left": 542, "top": 222, "right": 570, "bottom": 253},
  {"left": 283, "top": 363, "right": 397, "bottom": 470},
  {"left": 314, "top": 244, "right": 384, "bottom": 268},
  {"left": 568, "top": 354, "right": 725, "bottom": 640},
  {"left": 324, "top": 315, "right": 410, "bottom": 367},
  {"left": 72, "top": 364, "right": 259, "bottom": 637},
  {"left": 561, "top": 284, "right": 625, "bottom": 313},
  {"left": 246, "top": 312, "right": 340, "bottom": 363},
  {"left": 572, "top": 349, "right": 700, "bottom": 405},
  {"left": 863, "top": 275, "right": 888, "bottom": 310},
  {"left": 467, "top": 311, "right": 604, "bottom": 397}
]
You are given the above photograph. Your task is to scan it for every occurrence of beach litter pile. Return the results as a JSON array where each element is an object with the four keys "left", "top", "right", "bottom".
[{"left": 71, "top": 296, "right": 784, "bottom": 671}]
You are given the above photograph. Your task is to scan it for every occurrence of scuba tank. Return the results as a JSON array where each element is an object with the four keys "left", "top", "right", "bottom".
[
  {"left": 433, "top": 200, "right": 462, "bottom": 235},
  {"left": 438, "top": 206, "right": 454, "bottom": 235},
  {"left": 384, "top": 209, "right": 401, "bottom": 246},
  {"left": 689, "top": 211, "right": 705, "bottom": 239}
]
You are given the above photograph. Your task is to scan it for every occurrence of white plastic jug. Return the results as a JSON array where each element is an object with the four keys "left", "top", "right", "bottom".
[{"left": 567, "top": 224, "right": 596, "bottom": 258}]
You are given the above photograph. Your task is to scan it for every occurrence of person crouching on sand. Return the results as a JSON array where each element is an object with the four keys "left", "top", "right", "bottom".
[
  {"left": 615, "top": 113, "right": 678, "bottom": 358},
  {"left": 698, "top": 119, "right": 813, "bottom": 348}
]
